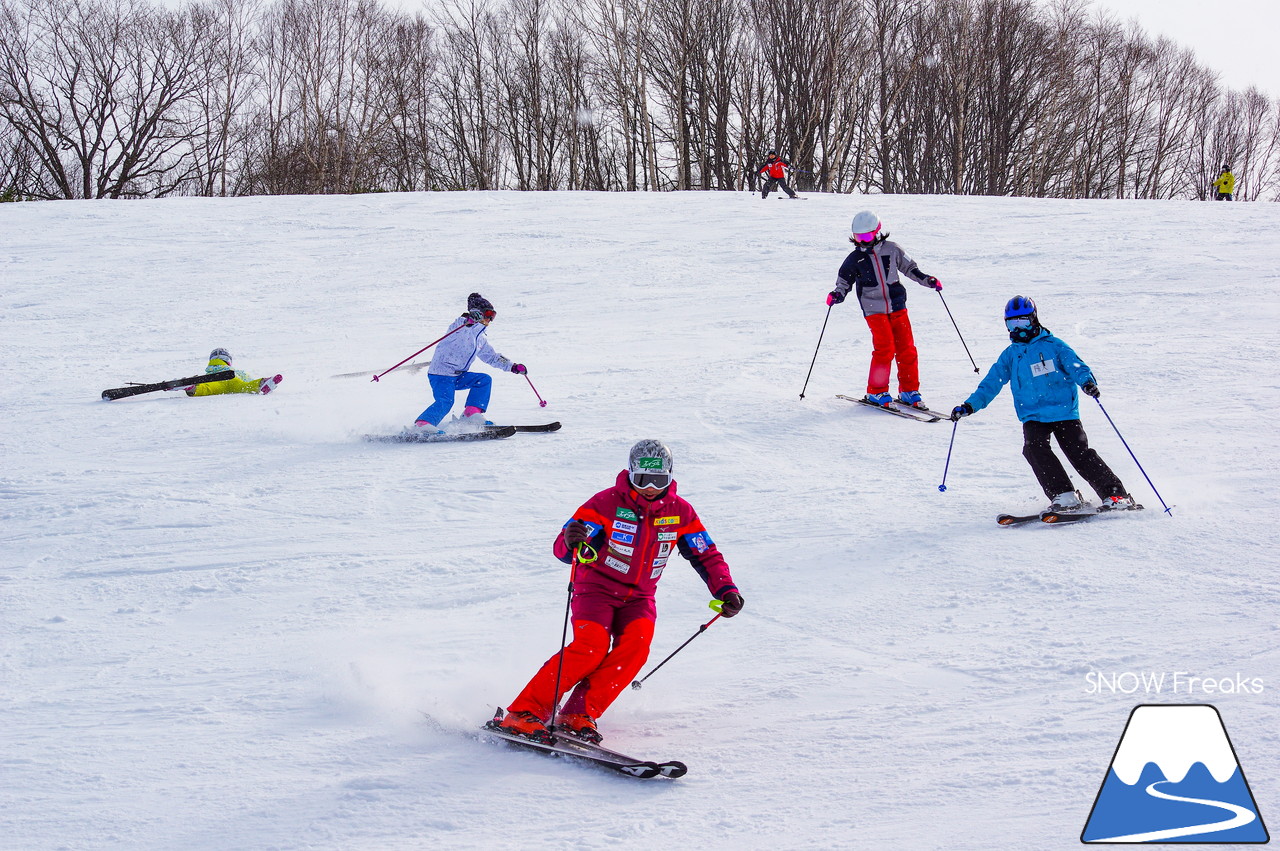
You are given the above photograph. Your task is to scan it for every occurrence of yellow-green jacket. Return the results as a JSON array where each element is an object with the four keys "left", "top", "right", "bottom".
[
  {"left": 1212, "top": 171, "right": 1235, "bottom": 195},
  {"left": 191, "top": 357, "right": 265, "bottom": 396}
]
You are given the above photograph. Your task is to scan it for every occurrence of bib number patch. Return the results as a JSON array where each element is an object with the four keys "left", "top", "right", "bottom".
[{"left": 1030, "top": 358, "right": 1057, "bottom": 377}]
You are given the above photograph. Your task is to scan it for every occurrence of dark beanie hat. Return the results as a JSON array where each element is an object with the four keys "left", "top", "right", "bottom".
[{"left": 467, "top": 293, "right": 494, "bottom": 314}]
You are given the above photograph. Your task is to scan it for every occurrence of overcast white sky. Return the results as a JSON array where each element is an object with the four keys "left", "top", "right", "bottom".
[{"left": 1089, "top": 0, "right": 1277, "bottom": 94}]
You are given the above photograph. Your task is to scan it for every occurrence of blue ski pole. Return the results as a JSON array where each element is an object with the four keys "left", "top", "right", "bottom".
[
  {"left": 1092, "top": 398, "right": 1173, "bottom": 516},
  {"left": 939, "top": 418, "right": 958, "bottom": 492}
]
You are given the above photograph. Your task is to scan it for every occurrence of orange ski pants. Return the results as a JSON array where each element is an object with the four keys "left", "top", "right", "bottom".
[
  {"left": 508, "top": 617, "right": 655, "bottom": 722},
  {"left": 865, "top": 308, "right": 919, "bottom": 395}
]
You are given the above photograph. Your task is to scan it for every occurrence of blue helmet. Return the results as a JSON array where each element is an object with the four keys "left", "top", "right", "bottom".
[
  {"left": 1004, "top": 296, "right": 1041, "bottom": 343},
  {"left": 1004, "top": 295, "right": 1037, "bottom": 320}
]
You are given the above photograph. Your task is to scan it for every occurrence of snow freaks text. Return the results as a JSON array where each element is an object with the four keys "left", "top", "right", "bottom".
[{"left": 1086, "top": 672, "right": 1265, "bottom": 696}]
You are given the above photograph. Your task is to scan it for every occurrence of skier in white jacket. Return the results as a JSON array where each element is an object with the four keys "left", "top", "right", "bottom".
[{"left": 415, "top": 293, "right": 527, "bottom": 430}]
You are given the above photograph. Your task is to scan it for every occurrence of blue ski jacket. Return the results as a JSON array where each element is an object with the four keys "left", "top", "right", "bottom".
[{"left": 964, "top": 328, "right": 1095, "bottom": 423}]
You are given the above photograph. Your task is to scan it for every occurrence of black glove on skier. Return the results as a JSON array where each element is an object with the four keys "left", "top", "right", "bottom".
[
  {"left": 826, "top": 290, "right": 845, "bottom": 306},
  {"left": 1082, "top": 381, "right": 1100, "bottom": 399},
  {"left": 563, "top": 520, "right": 591, "bottom": 547},
  {"left": 719, "top": 592, "right": 744, "bottom": 618},
  {"left": 950, "top": 403, "right": 973, "bottom": 421}
]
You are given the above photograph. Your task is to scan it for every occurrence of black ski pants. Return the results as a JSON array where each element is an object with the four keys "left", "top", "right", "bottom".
[
  {"left": 761, "top": 177, "right": 796, "bottom": 198},
  {"left": 1022, "top": 419, "right": 1126, "bottom": 500}
]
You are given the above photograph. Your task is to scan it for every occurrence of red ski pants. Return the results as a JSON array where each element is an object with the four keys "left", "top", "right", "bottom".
[
  {"left": 508, "top": 616, "right": 655, "bottom": 722},
  {"left": 865, "top": 309, "right": 919, "bottom": 395}
]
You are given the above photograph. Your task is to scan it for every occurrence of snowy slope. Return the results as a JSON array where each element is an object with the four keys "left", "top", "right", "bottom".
[{"left": 2, "top": 190, "right": 1278, "bottom": 850}]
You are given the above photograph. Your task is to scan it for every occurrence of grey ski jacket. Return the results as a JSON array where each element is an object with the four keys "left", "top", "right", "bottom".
[{"left": 833, "top": 237, "right": 935, "bottom": 316}]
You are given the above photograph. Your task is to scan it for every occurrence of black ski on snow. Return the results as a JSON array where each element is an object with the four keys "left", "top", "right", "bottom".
[
  {"left": 364, "top": 426, "right": 517, "bottom": 444},
  {"left": 1041, "top": 503, "right": 1144, "bottom": 525},
  {"left": 485, "top": 421, "right": 561, "bottom": 434},
  {"left": 997, "top": 503, "right": 1145, "bottom": 526},
  {"left": 102, "top": 369, "right": 236, "bottom": 401},
  {"left": 836, "top": 394, "right": 944, "bottom": 423},
  {"left": 480, "top": 711, "right": 686, "bottom": 779}
]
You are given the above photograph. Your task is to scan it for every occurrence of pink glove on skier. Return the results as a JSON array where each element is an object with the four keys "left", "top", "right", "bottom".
[
  {"left": 511, "top": 363, "right": 527, "bottom": 375},
  {"left": 925, "top": 276, "right": 942, "bottom": 290},
  {"left": 826, "top": 291, "right": 844, "bottom": 306}
]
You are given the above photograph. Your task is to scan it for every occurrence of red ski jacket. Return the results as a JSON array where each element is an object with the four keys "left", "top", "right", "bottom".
[
  {"left": 553, "top": 471, "right": 738, "bottom": 604},
  {"left": 759, "top": 157, "right": 789, "bottom": 179}
]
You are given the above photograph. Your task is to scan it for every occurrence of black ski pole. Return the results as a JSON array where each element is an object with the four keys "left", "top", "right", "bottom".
[
  {"left": 799, "top": 304, "right": 833, "bottom": 399},
  {"left": 936, "top": 290, "right": 979, "bottom": 373},
  {"left": 630, "top": 602, "right": 724, "bottom": 690},
  {"left": 547, "top": 542, "right": 594, "bottom": 732},
  {"left": 939, "top": 418, "right": 959, "bottom": 492},
  {"left": 1092, "top": 398, "right": 1173, "bottom": 516}
]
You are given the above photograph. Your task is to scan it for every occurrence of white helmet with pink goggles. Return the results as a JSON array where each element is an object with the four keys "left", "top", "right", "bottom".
[{"left": 850, "top": 210, "right": 881, "bottom": 243}]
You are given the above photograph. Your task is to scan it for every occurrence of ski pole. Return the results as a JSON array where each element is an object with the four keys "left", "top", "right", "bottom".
[
  {"left": 799, "top": 304, "right": 833, "bottom": 399},
  {"left": 370, "top": 323, "right": 469, "bottom": 382},
  {"left": 1092, "top": 398, "right": 1173, "bottom": 516},
  {"left": 547, "top": 542, "right": 593, "bottom": 732},
  {"left": 936, "top": 290, "right": 979, "bottom": 374},
  {"left": 939, "top": 418, "right": 958, "bottom": 492},
  {"left": 524, "top": 373, "right": 547, "bottom": 407},
  {"left": 630, "top": 601, "right": 724, "bottom": 690}
]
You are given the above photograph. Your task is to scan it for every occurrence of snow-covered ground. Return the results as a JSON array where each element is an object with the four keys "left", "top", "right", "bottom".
[{"left": 2, "top": 189, "right": 1278, "bottom": 850}]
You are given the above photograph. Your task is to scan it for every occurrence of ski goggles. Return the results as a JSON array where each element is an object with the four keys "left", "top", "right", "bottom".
[
  {"left": 1005, "top": 317, "right": 1034, "bottom": 330},
  {"left": 629, "top": 470, "right": 672, "bottom": 490},
  {"left": 852, "top": 225, "right": 881, "bottom": 243}
]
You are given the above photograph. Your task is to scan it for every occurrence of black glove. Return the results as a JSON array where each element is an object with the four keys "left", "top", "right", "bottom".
[
  {"left": 511, "top": 363, "right": 527, "bottom": 375},
  {"left": 826, "top": 290, "right": 845, "bottom": 306},
  {"left": 950, "top": 403, "right": 973, "bottom": 421},
  {"left": 719, "top": 592, "right": 744, "bottom": 618},
  {"left": 1082, "top": 381, "right": 1100, "bottom": 399},
  {"left": 563, "top": 520, "right": 591, "bottom": 547}
]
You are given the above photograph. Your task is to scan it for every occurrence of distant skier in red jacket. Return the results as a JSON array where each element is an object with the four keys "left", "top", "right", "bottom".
[
  {"left": 498, "top": 440, "right": 744, "bottom": 744},
  {"left": 758, "top": 150, "right": 798, "bottom": 199}
]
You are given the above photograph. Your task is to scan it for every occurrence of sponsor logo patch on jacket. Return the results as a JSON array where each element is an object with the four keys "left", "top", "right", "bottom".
[
  {"left": 612, "top": 520, "right": 638, "bottom": 534},
  {"left": 657, "top": 542, "right": 672, "bottom": 556},
  {"left": 654, "top": 516, "right": 679, "bottom": 526},
  {"left": 651, "top": 557, "right": 668, "bottom": 568},
  {"left": 657, "top": 531, "right": 677, "bottom": 541},
  {"left": 615, "top": 508, "right": 638, "bottom": 521},
  {"left": 609, "top": 543, "right": 634, "bottom": 557},
  {"left": 685, "top": 531, "right": 713, "bottom": 553},
  {"left": 610, "top": 530, "right": 634, "bottom": 544},
  {"left": 604, "top": 555, "right": 630, "bottom": 574},
  {"left": 650, "top": 566, "right": 665, "bottom": 579}
]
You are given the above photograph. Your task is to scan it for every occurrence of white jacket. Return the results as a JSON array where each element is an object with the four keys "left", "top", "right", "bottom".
[{"left": 427, "top": 316, "right": 513, "bottom": 376}]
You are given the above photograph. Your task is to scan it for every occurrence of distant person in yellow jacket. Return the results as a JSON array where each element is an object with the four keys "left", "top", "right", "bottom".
[
  {"left": 1212, "top": 164, "right": 1235, "bottom": 201},
  {"left": 185, "top": 348, "right": 282, "bottom": 396}
]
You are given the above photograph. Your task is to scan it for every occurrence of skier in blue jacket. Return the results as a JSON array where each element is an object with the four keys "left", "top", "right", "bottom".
[{"left": 950, "top": 296, "right": 1135, "bottom": 513}]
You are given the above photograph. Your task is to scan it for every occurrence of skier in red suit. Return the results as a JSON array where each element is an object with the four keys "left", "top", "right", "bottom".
[
  {"left": 758, "top": 150, "right": 798, "bottom": 199},
  {"left": 498, "top": 440, "right": 743, "bottom": 744}
]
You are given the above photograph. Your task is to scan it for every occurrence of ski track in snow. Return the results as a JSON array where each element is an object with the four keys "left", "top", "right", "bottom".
[{"left": 2, "top": 191, "right": 1279, "bottom": 850}]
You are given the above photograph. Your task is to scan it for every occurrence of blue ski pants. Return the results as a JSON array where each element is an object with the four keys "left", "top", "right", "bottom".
[{"left": 418, "top": 372, "right": 491, "bottom": 425}]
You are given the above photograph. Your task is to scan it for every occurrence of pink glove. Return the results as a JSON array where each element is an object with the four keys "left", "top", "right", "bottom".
[
  {"left": 925, "top": 275, "right": 942, "bottom": 291},
  {"left": 511, "top": 363, "right": 527, "bottom": 375},
  {"left": 826, "top": 291, "right": 844, "bottom": 306}
]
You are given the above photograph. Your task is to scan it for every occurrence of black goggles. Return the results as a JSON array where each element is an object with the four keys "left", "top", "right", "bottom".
[{"left": 629, "top": 471, "right": 671, "bottom": 490}]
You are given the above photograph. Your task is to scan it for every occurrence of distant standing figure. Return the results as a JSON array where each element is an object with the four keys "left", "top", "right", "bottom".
[
  {"left": 1212, "top": 164, "right": 1235, "bottom": 201},
  {"left": 758, "top": 151, "right": 798, "bottom": 199},
  {"left": 185, "top": 348, "right": 281, "bottom": 396}
]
